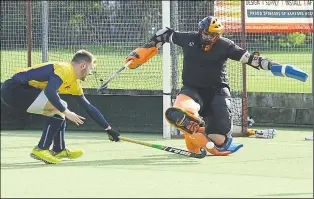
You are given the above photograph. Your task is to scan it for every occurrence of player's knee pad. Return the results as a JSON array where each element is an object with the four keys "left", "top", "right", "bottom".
[{"left": 165, "top": 107, "right": 201, "bottom": 134}]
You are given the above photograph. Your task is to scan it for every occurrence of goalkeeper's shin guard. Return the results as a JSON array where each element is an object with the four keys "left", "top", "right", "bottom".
[
  {"left": 184, "top": 132, "right": 209, "bottom": 153},
  {"left": 184, "top": 132, "right": 237, "bottom": 156},
  {"left": 38, "top": 115, "right": 64, "bottom": 150}
]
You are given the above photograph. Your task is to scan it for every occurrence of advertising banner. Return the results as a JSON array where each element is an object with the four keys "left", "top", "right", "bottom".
[{"left": 214, "top": 0, "right": 313, "bottom": 32}]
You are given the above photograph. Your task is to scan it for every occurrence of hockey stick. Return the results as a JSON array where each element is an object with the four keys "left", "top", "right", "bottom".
[
  {"left": 97, "top": 60, "right": 133, "bottom": 93},
  {"left": 120, "top": 136, "right": 207, "bottom": 159}
]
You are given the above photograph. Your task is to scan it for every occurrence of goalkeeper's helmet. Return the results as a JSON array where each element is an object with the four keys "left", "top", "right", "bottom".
[{"left": 198, "top": 16, "right": 224, "bottom": 51}]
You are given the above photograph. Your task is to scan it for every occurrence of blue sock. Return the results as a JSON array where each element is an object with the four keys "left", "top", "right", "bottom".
[
  {"left": 38, "top": 115, "right": 64, "bottom": 150},
  {"left": 52, "top": 120, "right": 66, "bottom": 152}
]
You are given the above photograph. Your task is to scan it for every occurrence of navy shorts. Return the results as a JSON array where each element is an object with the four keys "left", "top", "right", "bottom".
[
  {"left": 178, "top": 85, "right": 232, "bottom": 136},
  {"left": 1, "top": 79, "right": 42, "bottom": 112}
]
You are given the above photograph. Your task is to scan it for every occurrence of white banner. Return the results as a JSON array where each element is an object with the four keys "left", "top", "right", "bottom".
[{"left": 214, "top": 0, "right": 313, "bottom": 32}]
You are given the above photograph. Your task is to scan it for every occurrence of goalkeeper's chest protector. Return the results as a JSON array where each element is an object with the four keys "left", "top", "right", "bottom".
[{"left": 180, "top": 35, "right": 245, "bottom": 88}]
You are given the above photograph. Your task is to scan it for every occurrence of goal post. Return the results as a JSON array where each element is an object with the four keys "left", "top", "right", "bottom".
[{"left": 162, "top": 0, "right": 172, "bottom": 139}]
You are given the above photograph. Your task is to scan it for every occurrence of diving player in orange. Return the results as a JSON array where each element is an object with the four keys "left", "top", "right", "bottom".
[
  {"left": 1, "top": 50, "right": 120, "bottom": 164},
  {"left": 124, "top": 16, "right": 307, "bottom": 156}
]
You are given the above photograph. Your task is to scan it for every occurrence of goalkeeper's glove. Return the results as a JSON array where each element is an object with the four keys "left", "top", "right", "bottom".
[
  {"left": 126, "top": 43, "right": 158, "bottom": 69},
  {"left": 249, "top": 129, "right": 276, "bottom": 139}
]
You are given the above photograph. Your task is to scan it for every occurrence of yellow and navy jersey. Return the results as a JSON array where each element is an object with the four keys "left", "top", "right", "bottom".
[
  {"left": 12, "top": 62, "right": 83, "bottom": 96},
  {"left": 10, "top": 61, "right": 110, "bottom": 130}
]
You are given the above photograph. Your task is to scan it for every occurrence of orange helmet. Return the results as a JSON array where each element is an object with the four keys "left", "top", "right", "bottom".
[
  {"left": 198, "top": 16, "right": 224, "bottom": 51},
  {"left": 198, "top": 16, "right": 224, "bottom": 34}
]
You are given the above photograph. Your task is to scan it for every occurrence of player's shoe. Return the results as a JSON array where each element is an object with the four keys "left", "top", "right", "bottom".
[
  {"left": 51, "top": 148, "right": 83, "bottom": 159},
  {"left": 305, "top": 135, "right": 313, "bottom": 140},
  {"left": 30, "top": 146, "right": 61, "bottom": 164}
]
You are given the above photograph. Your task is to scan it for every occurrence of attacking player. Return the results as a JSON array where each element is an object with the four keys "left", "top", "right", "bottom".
[
  {"left": 1, "top": 50, "right": 120, "bottom": 164},
  {"left": 124, "top": 16, "right": 308, "bottom": 156}
]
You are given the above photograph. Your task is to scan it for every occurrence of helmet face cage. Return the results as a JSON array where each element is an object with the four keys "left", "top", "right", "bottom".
[
  {"left": 198, "top": 16, "right": 223, "bottom": 47},
  {"left": 201, "top": 32, "right": 219, "bottom": 43}
]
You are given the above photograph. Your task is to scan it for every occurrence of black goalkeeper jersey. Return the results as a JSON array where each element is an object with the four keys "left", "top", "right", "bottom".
[{"left": 171, "top": 31, "right": 247, "bottom": 88}]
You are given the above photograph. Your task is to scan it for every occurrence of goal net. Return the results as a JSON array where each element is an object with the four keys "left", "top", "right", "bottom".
[
  {"left": 2, "top": 0, "right": 311, "bottom": 137},
  {"left": 170, "top": 1, "right": 247, "bottom": 137},
  {"left": 169, "top": 0, "right": 313, "bottom": 138}
]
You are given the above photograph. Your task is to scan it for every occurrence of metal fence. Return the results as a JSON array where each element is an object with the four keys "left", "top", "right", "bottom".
[{"left": 1, "top": 0, "right": 312, "bottom": 92}]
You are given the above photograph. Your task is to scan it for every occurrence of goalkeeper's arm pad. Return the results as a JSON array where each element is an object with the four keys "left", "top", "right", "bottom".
[
  {"left": 149, "top": 27, "right": 174, "bottom": 48},
  {"left": 239, "top": 51, "right": 273, "bottom": 70}
]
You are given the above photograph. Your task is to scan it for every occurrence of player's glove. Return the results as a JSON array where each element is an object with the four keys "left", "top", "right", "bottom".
[
  {"left": 106, "top": 129, "right": 120, "bottom": 142},
  {"left": 254, "top": 129, "right": 276, "bottom": 139},
  {"left": 125, "top": 43, "right": 158, "bottom": 69}
]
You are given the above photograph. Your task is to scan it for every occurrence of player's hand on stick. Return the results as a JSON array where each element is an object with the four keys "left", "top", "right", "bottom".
[
  {"left": 64, "top": 109, "right": 85, "bottom": 126},
  {"left": 106, "top": 128, "right": 120, "bottom": 142}
]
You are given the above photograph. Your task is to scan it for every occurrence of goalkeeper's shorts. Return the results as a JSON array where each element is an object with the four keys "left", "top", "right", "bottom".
[
  {"left": 1, "top": 79, "right": 42, "bottom": 112},
  {"left": 178, "top": 85, "right": 232, "bottom": 136}
]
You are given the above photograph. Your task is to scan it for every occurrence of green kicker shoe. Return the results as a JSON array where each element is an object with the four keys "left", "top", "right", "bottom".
[
  {"left": 51, "top": 148, "right": 83, "bottom": 159},
  {"left": 30, "top": 146, "right": 62, "bottom": 164}
]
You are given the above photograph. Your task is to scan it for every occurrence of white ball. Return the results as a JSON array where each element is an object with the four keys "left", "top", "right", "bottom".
[{"left": 206, "top": 142, "right": 215, "bottom": 149}]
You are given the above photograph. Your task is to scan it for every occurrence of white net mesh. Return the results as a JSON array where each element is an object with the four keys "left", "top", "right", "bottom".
[
  {"left": 170, "top": 1, "right": 246, "bottom": 136},
  {"left": 243, "top": 0, "right": 313, "bottom": 93},
  {"left": 214, "top": 1, "right": 246, "bottom": 130},
  {"left": 2, "top": 0, "right": 312, "bottom": 136},
  {"left": 1, "top": 1, "right": 28, "bottom": 82},
  {"left": 46, "top": 1, "right": 163, "bottom": 90}
]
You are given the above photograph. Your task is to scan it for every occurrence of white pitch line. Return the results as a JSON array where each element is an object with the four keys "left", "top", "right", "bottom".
[{"left": 264, "top": 142, "right": 313, "bottom": 146}]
